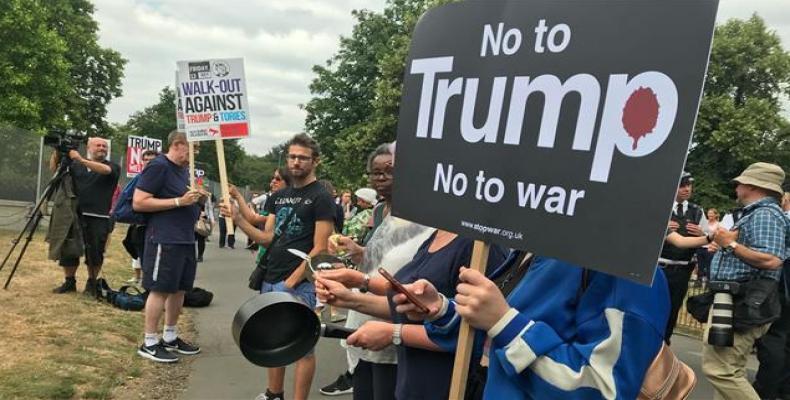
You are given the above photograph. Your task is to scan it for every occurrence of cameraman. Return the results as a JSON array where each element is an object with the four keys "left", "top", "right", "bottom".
[
  {"left": 50, "top": 137, "right": 120, "bottom": 295},
  {"left": 702, "top": 162, "right": 788, "bottom": 400}
]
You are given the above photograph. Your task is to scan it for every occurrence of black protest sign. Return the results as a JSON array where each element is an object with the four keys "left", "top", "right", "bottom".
[{"left": 392, "top": 0, "right": 718, "bottom": 284}]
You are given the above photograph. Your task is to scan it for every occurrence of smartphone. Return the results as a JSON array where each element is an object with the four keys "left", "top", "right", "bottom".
[{"left": 378, "top": 268, "right": 430, "bottom": 313}]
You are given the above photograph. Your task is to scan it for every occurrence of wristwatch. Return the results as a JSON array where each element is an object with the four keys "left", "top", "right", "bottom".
[
  {"left": 392, "top": 323, "right": 403, "bottom": 345},
  {"left": 727, "top": 241, "right": 739, "bottom": 251}
]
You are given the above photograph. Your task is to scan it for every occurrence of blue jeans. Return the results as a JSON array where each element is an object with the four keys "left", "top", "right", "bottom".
[{"left": 260, "top": 280, "right": 317, "bottom": 309}]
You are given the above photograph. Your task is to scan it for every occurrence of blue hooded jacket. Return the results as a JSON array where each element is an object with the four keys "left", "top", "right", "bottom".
[{"left": 426, "top": 253, "right": 669, "bottom": 399}]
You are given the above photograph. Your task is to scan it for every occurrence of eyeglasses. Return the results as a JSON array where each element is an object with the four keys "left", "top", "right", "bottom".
[
  {"left": 287, "top": 154, "right": 313, "bottom": 162},
  {"left": 368, "top": 170, "right": 393, "bottom": 179},
  {"left": 272, "top": 176, "right": 283, "bottom": 181}
]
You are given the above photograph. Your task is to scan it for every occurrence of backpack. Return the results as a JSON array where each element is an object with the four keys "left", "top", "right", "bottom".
[
  {"left": 111, "top": 286, "right": 147, "bottom": 311},
  {"left": 96, "top": 278, "right": 146, "bottom": 311},
  {"left": 184, "top": 287, "right": 213, "bottom": 307},
  {"left": 112, "top": 175, "right": 146, "bottom": 225}
]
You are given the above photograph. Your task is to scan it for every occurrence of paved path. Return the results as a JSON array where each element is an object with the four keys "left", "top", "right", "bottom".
[
  {"left": 182, "top": 231, "right": 351, "bottom": 400},
  {"left": 182, "top": 232, "right": 759, "bottom": 399}
]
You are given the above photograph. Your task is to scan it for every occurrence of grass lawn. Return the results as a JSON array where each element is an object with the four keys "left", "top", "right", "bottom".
[{"left": 0, "top": 225, "right": 195, "bottom": 399}]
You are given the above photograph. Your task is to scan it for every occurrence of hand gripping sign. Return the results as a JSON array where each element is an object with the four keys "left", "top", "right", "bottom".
[{"left": 391, "top": 1, "right": 717, "bottom": 398}]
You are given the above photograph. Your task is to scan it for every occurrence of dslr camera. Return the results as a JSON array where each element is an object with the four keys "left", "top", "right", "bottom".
[
  {"left": 44, "top": 128, "right": 86, "bottom": 155},
  {"left": 706, "top": 280, "right": 741, "bottom": 347}
]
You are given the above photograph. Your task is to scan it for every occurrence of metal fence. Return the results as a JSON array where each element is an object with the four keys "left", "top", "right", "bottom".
[
  {"left": 675, "top": 278, "right": 707, "bottom": 337},
  {"left": 0, "top": 126, "right": 48, "bottom": 203}
]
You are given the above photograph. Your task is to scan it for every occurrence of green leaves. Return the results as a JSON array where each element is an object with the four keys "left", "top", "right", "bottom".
[
  {"left": 304, "top": 0, "right": 446, "bottom": 189},
  {"left": 689, "top": 15, "right": 790, "bottom": 210},
  {"left": 0, "top": 0, "right": 126, "bottom": 135}
]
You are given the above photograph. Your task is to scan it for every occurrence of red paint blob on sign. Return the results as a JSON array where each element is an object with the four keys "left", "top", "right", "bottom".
[{"left": 621, "top": 87, "right": 660, "bottom": 150}]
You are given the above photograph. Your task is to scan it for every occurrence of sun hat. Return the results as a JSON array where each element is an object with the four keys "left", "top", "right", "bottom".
[
  {"left": 354, "top": 188, "right": 378, "bottom": 205},
  {"left": 732, "top": 162, "right": 785, "bottom": 197}
]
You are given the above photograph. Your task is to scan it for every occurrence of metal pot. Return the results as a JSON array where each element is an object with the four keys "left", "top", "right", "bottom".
[{"left": 231, "top": 291, "right": 354, "bottom": 367}]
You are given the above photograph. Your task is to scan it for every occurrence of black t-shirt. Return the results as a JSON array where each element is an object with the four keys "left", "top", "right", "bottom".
[
  {"left": 135, "top": 155, "right": 200, "bottom": 244},
  {"left": 70, "top": 159, "right": 120, "bottom": 216},
  {"left": 263, "top": 180, "right": 335, "bottom": 283},
  {"left": 388, "top": 234, "right": 506, "bottom": 400}
]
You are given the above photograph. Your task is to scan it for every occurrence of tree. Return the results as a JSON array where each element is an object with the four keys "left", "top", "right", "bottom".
[
  {"left": 304, "top": 0, "right": 452, "bottom": 188},
  {"left": 0, "top": 0, "right": 126, "bottom": 135},
  {"left": 687, "top": 15, "right": 790, "bottom": 211}
]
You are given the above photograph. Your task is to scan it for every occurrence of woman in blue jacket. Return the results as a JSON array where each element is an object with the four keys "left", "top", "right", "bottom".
[{"left": 394, "top": 251, "right": 670, "bottom": 399}]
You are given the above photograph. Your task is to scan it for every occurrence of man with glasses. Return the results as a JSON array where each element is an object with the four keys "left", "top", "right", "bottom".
[{"left": 224, "top": 133, "right": 335, "bottom": 400}]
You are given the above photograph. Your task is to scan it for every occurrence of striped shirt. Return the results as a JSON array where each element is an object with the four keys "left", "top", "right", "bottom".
[{"left": 710, "top": 197, "right": 788, "bottom": 281}]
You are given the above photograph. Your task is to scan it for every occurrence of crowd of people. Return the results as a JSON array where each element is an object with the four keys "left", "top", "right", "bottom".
[{"left": 44, "top": 132, "right": 789, "bottom": 400}]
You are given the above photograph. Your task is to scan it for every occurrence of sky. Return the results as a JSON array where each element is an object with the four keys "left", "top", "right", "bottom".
[{"left": 94, "top": 0, "right": 790, "bottom": 156}]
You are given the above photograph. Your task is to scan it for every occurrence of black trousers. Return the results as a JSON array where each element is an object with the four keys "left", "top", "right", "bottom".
[
  {"left": 218, "top": 218, "right": 236, "bottom": 248},
  {"left": 353, "top": 360, "right": 397, "bottom": 400},
  {"left": 661, "top": 264, "right": 693, "bottom": 343},
  {"left": 195, "top": 233, "right": 206, "bottom": 259},
  {"left": 755, "top": 282, "right": 790, "bottom": 399}
]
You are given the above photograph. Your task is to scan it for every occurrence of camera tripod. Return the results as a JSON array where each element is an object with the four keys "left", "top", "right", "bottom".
[{"left": 0, "top": 156, "right": 77, "bottom": 289}]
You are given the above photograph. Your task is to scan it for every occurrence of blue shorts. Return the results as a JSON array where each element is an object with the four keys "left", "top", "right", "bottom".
[{"left": 142, "top": 242, "right": 197, "bottom": 294}]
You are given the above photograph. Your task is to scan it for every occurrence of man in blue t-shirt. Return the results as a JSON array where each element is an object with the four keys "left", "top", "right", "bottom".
[{"left": 133, "top": 131, "right": 207, "bottom": 363}]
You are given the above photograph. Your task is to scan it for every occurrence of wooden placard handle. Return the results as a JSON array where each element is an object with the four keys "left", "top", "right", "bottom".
[
  {"left": 188, "top": 142, "right": 196, "bottom": 188},
  {"left": 215, "top": 139, "right": 234, "bottom": 232},
  {"left": 448, "top": 240, "right": 490, "bottom": 400}
]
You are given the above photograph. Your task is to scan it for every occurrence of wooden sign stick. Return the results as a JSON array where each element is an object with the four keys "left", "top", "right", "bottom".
[
  {"left": 215, "top": 139, "right": 234, "bottom": 232},
  {"left": 448, "top": 240, "right": 490, "bottom": 400},
  {"left": 188, "top": 142, "right": 196, "bottom": 188}
]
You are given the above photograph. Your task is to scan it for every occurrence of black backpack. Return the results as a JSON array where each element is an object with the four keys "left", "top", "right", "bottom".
[{"left": 184, "top": 287, "right": 213, "bottom": 307}]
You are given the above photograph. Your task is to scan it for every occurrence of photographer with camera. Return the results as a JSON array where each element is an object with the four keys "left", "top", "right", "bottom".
[
  {"left": 50, "top": 137, "right": 120, "bottom": 295},
  {"left": 696, "top": 162, "right": 788, "bottom": 400}
]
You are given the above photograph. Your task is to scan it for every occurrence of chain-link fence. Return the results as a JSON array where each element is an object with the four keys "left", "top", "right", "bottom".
[{"left": 0, "top": 126, "right": 48, "bottom": 203}]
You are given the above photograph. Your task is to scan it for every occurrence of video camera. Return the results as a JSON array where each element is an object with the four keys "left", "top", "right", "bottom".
[
  {"left": 706, "top": 280, "right": 741, "bottom": 347},
  {"left": 44, "top": 128, "right": 86, "bottom": 155}
]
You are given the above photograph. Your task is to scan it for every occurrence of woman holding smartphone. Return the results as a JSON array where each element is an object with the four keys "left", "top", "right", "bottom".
[{"left": 316, "top": 231, "right": 506, "bottom": 400}]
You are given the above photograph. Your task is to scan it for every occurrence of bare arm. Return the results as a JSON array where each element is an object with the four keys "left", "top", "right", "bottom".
[
  {"left": 233, "top": 211, "right": 274, "bottom": 247},
  {"left": 665, "top": 231, "right": 710, "bottom": 249},
  {"left": 714, "top": 228, "right": 783, "bottom": 270},
  {"left": 76, "top": 157, "right": 112, "bottom": 175},
  {"left": 230, "top": 185, "right": 267, "bottom": 225},
  {"left": 133, "top": 188, "right": 200, "bottom": 212},
  {"left": 730, "top": 244, "right": 783, "bottom": 270}
]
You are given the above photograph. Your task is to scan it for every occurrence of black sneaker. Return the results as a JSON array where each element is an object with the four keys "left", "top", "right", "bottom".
[
  {"left": 320, "top": 371, "right": 353, "bottom": 396},
  {"left": 163, "top": 337, "right": 201, "bottom": 355},
  {"left": 52, "top": 278, "right": 76, "bottom": 294},
  {"left": 138, "top": 342, "right": 178, "bottom": 363},
  {"left": 254, "top": 389, "right": 284, "bottom": 400}
]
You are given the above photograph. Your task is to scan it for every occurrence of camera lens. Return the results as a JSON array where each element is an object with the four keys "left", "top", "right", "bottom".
[{"left": 708, "top": 292, "right": 735, "bottom": 347}]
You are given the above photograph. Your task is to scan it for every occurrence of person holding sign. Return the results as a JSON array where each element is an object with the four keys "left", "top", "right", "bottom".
[
  {"left": 133, "top": 131, "right": 208, "bottom": 363},
  {"left": 392, "top": 251, "right": 671, "bottom": 399},
  {"left": 223, "top": 134, "right": 335, "bottom": 400},
  {"left": 316, "top": 232, "right": 506, "bottom": 400}
]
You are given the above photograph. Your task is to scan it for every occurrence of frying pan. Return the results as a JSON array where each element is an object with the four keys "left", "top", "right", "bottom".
[{"left": 232, "top": 291, "right": 354, "bottom": 367}]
